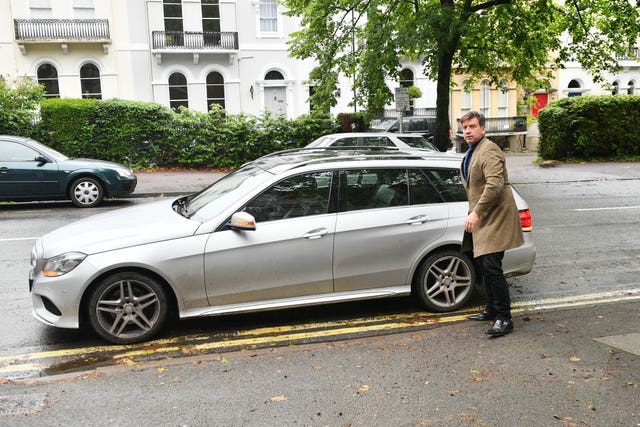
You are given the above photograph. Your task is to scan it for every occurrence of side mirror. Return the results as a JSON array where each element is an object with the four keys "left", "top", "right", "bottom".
[
  {"left": 228, "top": 211, "right": 256, "bottom": 231},
  {"left": 35, "top": 155, "right": 50, "bottom": 164}
]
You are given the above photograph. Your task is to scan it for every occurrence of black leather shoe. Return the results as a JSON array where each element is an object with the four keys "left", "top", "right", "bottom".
[
  {"left": 485, "top": 319, "right": 514, "bottom": 337},
  {"left": 467, "top": 311, "right": 497, "bottom": 321}
]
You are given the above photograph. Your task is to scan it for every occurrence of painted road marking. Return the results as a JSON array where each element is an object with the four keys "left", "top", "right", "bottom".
[
  {"left": 1, "top": 289, "right": 639, "bottom": 380},
  {"left": 574, "top": 205, "right": 640, "bottom": 212},
  {"left": 0, "top": 237, "right": 38, "bottom": 242}
]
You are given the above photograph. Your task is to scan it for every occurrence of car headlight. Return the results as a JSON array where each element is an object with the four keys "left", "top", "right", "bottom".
[
  {"left": 43, "top": 252, "right": 87, "bottom": 277},
  {"left": 113, "top": 166, "right": 135, "bottom": 178}
]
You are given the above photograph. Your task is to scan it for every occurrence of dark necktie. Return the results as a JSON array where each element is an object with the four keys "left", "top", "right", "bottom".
[{"left": 463, "top": 145, "right": 475, "bottom": 182}]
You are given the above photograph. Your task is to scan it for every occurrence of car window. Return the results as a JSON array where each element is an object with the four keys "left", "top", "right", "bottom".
[
  {"left": 244, "top": 171, "right": 332, "bottom": 222},
  {"left": 332, "top": 137, "right": 359, "bottom": 147},
  {"left": 360, "top": 137, "right": 392, "bottom": 147},
  {"left": 0, "top": 140, "right": 40, "bottom": 162},
  {"left": 340, "top": 168, "right": 408, "bottom": 212},
  {"left": 418, "top": 168, "right": 467, "bottom": 202},
  {"left": 396, "top": 136, "right": 437, "bottom": 150}
]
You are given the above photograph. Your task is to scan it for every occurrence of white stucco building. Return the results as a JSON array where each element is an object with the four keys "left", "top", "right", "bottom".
[{"left": 1, "top": 0, "right": 637, "bottom": 123}]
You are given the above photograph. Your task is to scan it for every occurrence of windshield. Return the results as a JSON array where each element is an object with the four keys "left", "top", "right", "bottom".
[
  {"left": 397, "top": 136, "right": 437, "bottom": 151},
  {"left": 30, "top": 138, "right": 68, "bottom": 161},
  {"left": 183, "top": 164, "right": 272, "bottom": 221},
  {"left": 306, "top": 136, "right": 332, "bottom": 148},
  {"left": 371, "top": 119, "right": 398, "bottom": 131}
]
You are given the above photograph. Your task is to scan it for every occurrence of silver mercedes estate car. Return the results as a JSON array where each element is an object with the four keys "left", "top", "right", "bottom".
[{"left": 30, "top": 148, "right": 535, "bottom": 344}]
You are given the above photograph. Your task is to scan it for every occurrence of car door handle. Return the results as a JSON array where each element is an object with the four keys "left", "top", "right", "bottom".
[
  {"left": 0, "top": 167, "right": 8, "bottom": 173},
  {"left": 406, "top": 215, "right": 430, "bottom": 225},
  {"left": 303, "top": 227, "right": 328, "bottom": 240}
]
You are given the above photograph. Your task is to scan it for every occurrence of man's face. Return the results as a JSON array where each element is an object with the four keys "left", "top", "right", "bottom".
[{"left": 461, "top": 117, "right": 485, "bottom": 145}]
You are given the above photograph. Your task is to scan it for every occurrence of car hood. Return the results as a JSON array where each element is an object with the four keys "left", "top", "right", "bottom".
[
  {"left": 58, "top": 157, "right": 130, "bottom": 170},
  {"left": 40, "top": 199, "right": 200, "bottom": 258}
]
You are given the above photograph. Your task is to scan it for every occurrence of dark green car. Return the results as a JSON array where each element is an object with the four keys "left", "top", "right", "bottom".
[{"left": 0, "top": 135, "right": 137, "bottom": 207}]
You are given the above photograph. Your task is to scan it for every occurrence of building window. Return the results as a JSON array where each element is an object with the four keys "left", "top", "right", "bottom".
[
  {"left": 400, "top": 68, "right": 414, "bottom": 109},
  {"left": 30, "top": 0, "right": 52, "bottom": 18},
  {"left": 265, "top": 70, "right": 284, "bottom": 80},
  {"left": 628, "top": 80, "right": 635, "bottom": 95},
  {"left": 260, "top": 0, "right": 278, "bottom": 33},
  {"left": 206, "top": 72, "right": 225, "bottom": 110},
  {"left": 202, "top": 0, "right": 220, "bottom": 32},
  {"left": 169, "top": 73, "right": 188, "bottom": 110},
  {"left": 498, "top": 81, "right": 508, "bottom": 117},
  {"left": 80, "top": 63, "right": 102, "bottom": 99},
  {"left": 480, "top": 80, "right": 490, "bottom": 117},
  {"left": 73, "top": 0, "right": 94, "bottom": 18},
  {"left": 612, "top": 80, "right": 619, "bottom": 95},
  {"left": 460, "top": 80, "right": 472, "bottom": 115},
  {"left": 568, "top": 79, "right": 582, "bottom": 97},
  {"left": 37, "top": 63, "right": 59, "bottom": 98},
  {"left": 164, "top": 0, "right": 183, "bottom": 32}
]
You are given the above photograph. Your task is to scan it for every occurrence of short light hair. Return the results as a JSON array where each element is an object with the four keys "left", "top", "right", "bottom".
[{"left": 460, "top": 111, "right": 485, "bottom": 127}]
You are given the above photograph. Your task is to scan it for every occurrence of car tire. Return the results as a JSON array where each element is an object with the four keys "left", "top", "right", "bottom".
[
  {"left": 87, "top": 272, "right": 168, "bottom": 344},
  {"left": 414, "top": 249, "right": 476, "bottom": 312},
  {"left": 70, "top": 177, "right": 103, "bottom": 208}
]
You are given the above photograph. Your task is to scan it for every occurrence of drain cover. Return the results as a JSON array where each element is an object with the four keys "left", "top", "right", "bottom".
[{"left": 0, "top": 393, "right": 47, "bottom": 416}]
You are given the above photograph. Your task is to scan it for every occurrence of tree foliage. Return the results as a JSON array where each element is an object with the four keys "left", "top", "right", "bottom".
[
  {"left": 0, "top": 77, "right": 44, "bottom": 136},
  {"left": 285, "top": 0, "right": 640, "bottom": 149}
]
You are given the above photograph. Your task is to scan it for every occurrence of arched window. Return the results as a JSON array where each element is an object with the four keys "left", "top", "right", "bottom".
[
  {"left": 628, "top": 80, "right": 635, "bottom": 95},
  {"left": 612, "top": 80, "right": 619, "bottom": 95},
  {"left": 400, "top": 68, "right": 415, "bottom": 108},
  {"left": 400, "top": 68, "right": 414, "bottom": 88},
  {"left": 461, "top": 80, "right": 472, "bottom": 115},
  {"left": 265, "top": 70, "right": 284, "bottom": 80},
  {"left": 168, "top": 72, "right": 188, "bottom": 110},
  {"left": 37, "top": 63, "right": 60, "bottom": 98},
  {"left": 480, "top": 80, "right": 491, "bottom": 117},
  {"left": 80, "top": 63, "right": 102, "bottom": 99},
  {"left": 498, "top": 81, "right": 508, "bottom": 117},
  {"left": 206, "top": 71, "right": 225, "bottom": 110},
  {"left": 568, "top": 79, "right": 582, "bottom": 97}
]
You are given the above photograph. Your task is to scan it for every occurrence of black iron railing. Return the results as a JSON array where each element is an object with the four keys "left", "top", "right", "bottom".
[
  {"left": 616, "top": 46, "right": 639, "bottom": 61},
  {"left": 152, "top": 31, "right": 239, "bottom": 50},
  {"left": 14, "top": 19, "right": 110, "bottom": 40},
  {"left": 456, "top": 116, "right": 527, "bottom": 134},
  {"left": 383, "top": 108, "right": 437, "bottom": 117}
]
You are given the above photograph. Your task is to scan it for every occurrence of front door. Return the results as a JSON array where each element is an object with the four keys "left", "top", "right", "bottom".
[
  {"left": 204, "top": 171, "right": 335, "bottom": 306},
  {"left": 532, "top": 93, "right": 549, "bottom": 118},
  {"left": 264, "top": 86, "right": 287, "bottom": 116}
]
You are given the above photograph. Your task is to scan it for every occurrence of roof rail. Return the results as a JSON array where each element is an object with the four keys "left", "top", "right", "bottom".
[{"left": 257, "top": 145, "right": 405, "bottom": 160}]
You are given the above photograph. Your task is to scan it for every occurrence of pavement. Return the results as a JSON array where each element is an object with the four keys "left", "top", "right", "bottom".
[{"left": 1, "top": 152, "right": 639, "bottom": 425}]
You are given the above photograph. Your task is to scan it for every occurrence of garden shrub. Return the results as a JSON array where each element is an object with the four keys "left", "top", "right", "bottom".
[{"left": 538, "top": 95, "right": 640, "bottom": 160}]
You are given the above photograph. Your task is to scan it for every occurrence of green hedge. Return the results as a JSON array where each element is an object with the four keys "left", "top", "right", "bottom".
[
  {"left": 538, "top": 95, "right": 640, "bottom": 160},
  {"left": 36, "top": 98, "right": 340, "bottom": 169}
]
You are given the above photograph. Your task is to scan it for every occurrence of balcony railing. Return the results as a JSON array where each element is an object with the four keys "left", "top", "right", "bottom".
[
  {"left": 616, "top": 46, "right": 639, "bottom": 61},
  {"left": 456, "top": 116, "right": 527, "bottom": 135},
  {"left": 152, "top": 31, "right": 239, "bottom": 50},
  {"left": 14, "top": 19, "right": 110, "bottom": 41}
]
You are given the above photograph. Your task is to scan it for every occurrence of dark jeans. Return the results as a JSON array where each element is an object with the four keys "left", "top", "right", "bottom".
[{"left": 475, "top": 251, "right": 511, "bottom": 321}]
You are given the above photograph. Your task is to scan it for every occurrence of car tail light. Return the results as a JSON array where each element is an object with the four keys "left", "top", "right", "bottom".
[{"left": 519, "top": 209, "right": 532, "bottom": 232}]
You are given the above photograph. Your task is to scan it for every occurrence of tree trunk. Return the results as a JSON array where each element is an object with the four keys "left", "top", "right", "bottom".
[{"left": 434, "top": 47, "right": 455, "bottom": 152}]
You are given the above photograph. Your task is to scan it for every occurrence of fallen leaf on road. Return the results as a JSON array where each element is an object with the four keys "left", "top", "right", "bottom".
[
  {"left": 270, "top": 395, "right": 287, "bottom": 402},
  {"left": 359, "top": 385, "right": 370, "bottom": 392},
  {"left": 156, "top": 367, "right": 167, "bottom": 373},
  {"left": 569, "top": 356, "right": 581, "bottom": 362}
]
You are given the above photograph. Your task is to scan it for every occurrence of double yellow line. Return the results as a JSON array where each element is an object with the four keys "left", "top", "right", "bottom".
[{"left": 2, "top": 289, "right": 639, "bottom": 380}]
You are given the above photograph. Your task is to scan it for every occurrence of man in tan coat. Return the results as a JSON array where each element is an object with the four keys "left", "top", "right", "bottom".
[{"left": 460, "top": 111, "right": 524, "bottom": 337}]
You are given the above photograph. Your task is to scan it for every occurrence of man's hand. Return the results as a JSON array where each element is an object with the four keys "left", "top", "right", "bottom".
[{"left": 464, "top": 211, "right": 479, "bottom": 232}]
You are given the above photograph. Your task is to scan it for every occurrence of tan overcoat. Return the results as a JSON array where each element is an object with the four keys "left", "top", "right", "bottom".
[{"left": 461, "top": 137, "right": 524, "bottom": 258}]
